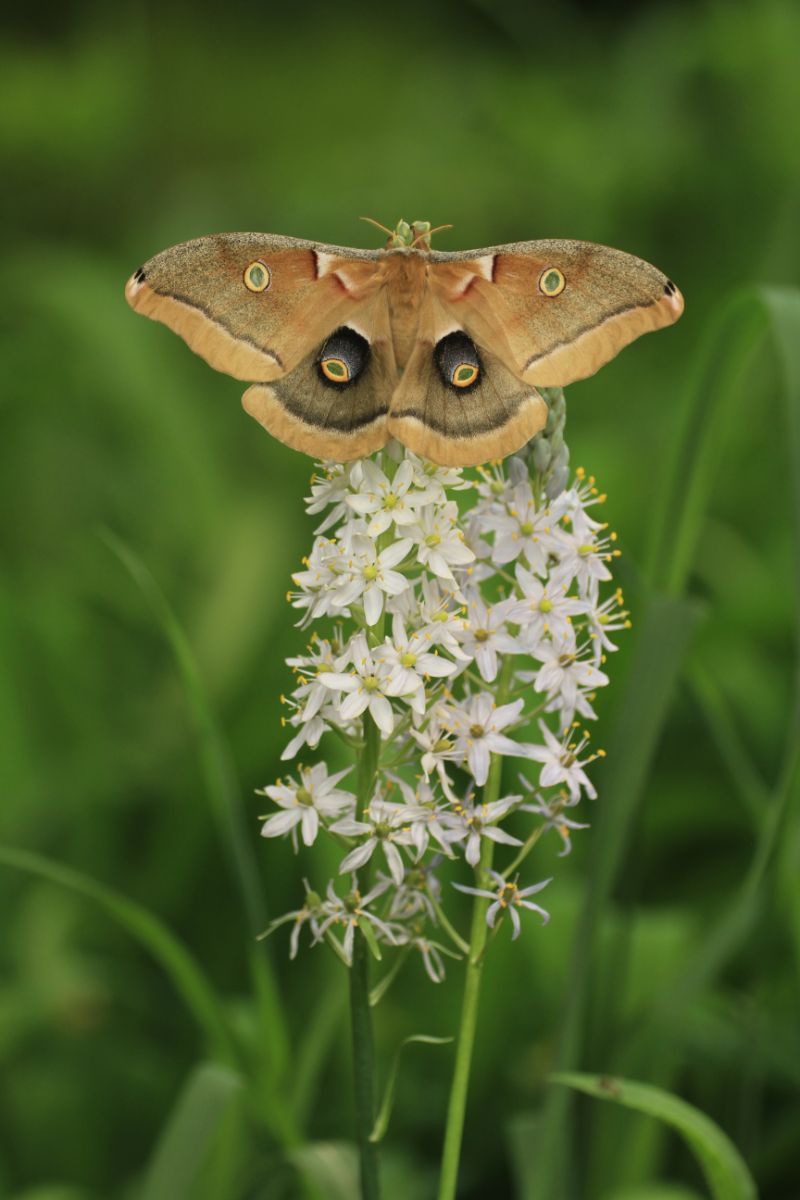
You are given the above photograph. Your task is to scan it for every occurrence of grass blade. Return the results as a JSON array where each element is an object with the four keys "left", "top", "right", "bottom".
[
  {"left": 140, "top": 1063, "right": 243, "bottom": 1200},
  {"left": 551, "top": 1074, "right": 757, "bottom": 1200},
  {"left": 98, "top": 530, "right": 292, "bottom": 1095},
  {"left": 534, "top": 286, "right": 800, "bottom": 1198},
  {"left": 530, "top": 593, "right": 700, "bottom": 1200},
  {"left": 98, "top": 528, "right": 267, "bottom": 936},
  {"left": 0, "top": 845, "right": 235, "bottom": 1064},
  {"left": 370, "top": 1035, "right": 453, "bottom": 1144},
  {"left": 288, "top": 1143, "right": 359, "bottom": 1200}
]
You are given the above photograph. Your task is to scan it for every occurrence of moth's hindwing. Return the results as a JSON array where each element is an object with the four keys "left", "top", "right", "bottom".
[{"left": 243, "top": 297, "right": 396, "bottom": 461}]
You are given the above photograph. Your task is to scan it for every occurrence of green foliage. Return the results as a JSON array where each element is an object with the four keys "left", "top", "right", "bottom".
[
  {"left": 371, "top": 1036, "right": 454, "bottom": 1144},
  {"left": 140, "top": 1063, "right": 244, "bottom": 1200},
  {"left": 1, "top": 1, "right": 799, "bottom": 1197},
  {"left": 551, "top": 1074, "right": 757, "bottom": 1200}
]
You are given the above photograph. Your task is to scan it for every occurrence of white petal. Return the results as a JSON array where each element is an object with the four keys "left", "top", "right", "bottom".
[
  {"left": 492, "top": 699, "right": 525, "bottom": 728},
  {"left": 379, "top": 538, "right": 413, "bottom": 568},
  {"left": 483, "top": 825, "right": 523, "bottom": 847},
  {"left": 427, "top": 551, "right": 455, "bottom": 580},
  {"left": 465, "top": 831, "right": 481, "bottom": 866},
  {"left": 260, "top": 810, "right": 300, "bottom": 838},
  {"left": 369, "top": 694, "right": 394, "bottom": 734},
  {"left": 393, "top": 460, "right": 414, "bottom": 493},
  {"left": 318, "top": 671, "right": 359, "bottom": 692},
  {"left": 380, "top": 569, "right": 411, "bottom": 598},
  {"left": 383, "top": 841, "right": 406, "bottom": 886},
  {"left": 300, "top": 807, "right": 319, "bottom": 846},
  {"left": 468, "top": 741, "right": 491, "bottom": 786},
  {"left": 338, "top": 840, "right": 376, "bottom": 875},
  {"left": 474, "top": 644, "right": 498, "bottom": 682},
  {"left": 364, "top": 584, "right": 384, "bottom": 627},
  {"left": 340, "top": 690, "right": 369, "bottom": 720},
  {"left": 330, "top": 579, "right": 364, "bottom": 608},
  {"left": 262, "top": 785, "right": 295, "bottom": 806},
  {"left": 367, "top": 511, "right": 392, "bottom": 537},
  {"left": 329, "top": 817, "right": 372, "bottom": 836},
  {"left": 385, "top": 667, "right": 420, "bottom": 696},
  {"left": 347, "top": 494, "right": 379, "bottom": 514},
  {"left": 417, "top": 653, "right": 457, "bottom": 678}
]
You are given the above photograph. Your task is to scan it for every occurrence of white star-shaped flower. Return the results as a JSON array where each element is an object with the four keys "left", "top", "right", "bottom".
[
  {"left": 305, "top": 462, "right": 352, "bottom": 533},
  {"left": 480, "top": 481, "right": 562, "bottom": 574},
  {"left": 447, "top": 793, "right": 523, "bottom": 866},
  {"left": 315, "top": 878, "right": 400, "bottom": 963},
  {"left": 508, "top": 563, "right": 587, "bottom": 652},
  {"left": 530, "top": 645, "right": 609, "bottom": 729},
  {"left": 258, "top": 763, "right": 355, "bottom": 848},
  {"left": 526, "top": 720, "right": 601, "bottom": 801},
  {"left": 345, "top": 458, "right": 439, "bottom": 536},
  {"left": 585, "top": 587, "right": 631, "bottom": 663},
  {"left": 329, "top": 533, "right": 412, "bottom": 626},
  {"left": 518, "top": 781, "right": 590, "bottom": 857},
  {"left": 386, "top": 775, "right": 462, "bottom": 859},
  {"left": 408, "top": 503, "right": 475, "bottom": 582},
  {"left": 319, "top": 632, "right": 415, "bottom": 734},
  {"left": 455, "top": 588, "right": 523, "bottom": 682},
  {"left": 375, "top": 614, "right": 458, "bottom": 712},
  {"left": 290, "top": 536, "right": 349, "bottom": 625},
  {"left": 286, "top": 636, "right": 350, "bottom": 723},
  {"left": 454, "top": 870, "right": 551, "bottom": 937},
  {"left": 440, "top": 693, "right": 537, "bottom": 787},
  {"left": 331, "top": 797, "right": 416, "bottom": 885},
  {"left": 550, "top": 528, "right": 618, "bottom": 601}
]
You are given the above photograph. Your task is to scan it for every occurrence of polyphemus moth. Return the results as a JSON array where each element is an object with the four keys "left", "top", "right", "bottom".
[{"left": 125, "top": 218, "right": 683, "bottom": 467}]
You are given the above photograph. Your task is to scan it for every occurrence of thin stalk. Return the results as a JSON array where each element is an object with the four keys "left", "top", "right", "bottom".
[
  {"left": 437, "top": 660, "right": 513, "bottom": 1200},
  {"left": 350, "top": 928, "right": 381, "bottom": 1199},
  {"left": 429, "top": 892, "right": 471, "bottom": 956},
  {"left": 502, "top": 820, "right": 548, "bottom": 879},
  {"left": 350, "top": 710, "right": 382, "bottom": 1200}
]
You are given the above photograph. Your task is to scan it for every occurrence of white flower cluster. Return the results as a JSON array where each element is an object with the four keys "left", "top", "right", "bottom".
[{"left": 259, "top": 422, "right": 628, "bottom": 983}]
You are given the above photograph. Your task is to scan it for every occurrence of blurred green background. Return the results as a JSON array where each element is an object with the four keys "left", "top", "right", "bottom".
[{"left": 2, "top": 1, "right": 799, "bottom": 1197}]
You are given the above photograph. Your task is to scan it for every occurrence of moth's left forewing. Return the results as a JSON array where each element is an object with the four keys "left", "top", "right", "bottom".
[
  {"left": 430, "top": 240, "right": 683, "bottom": 387},
  {"left": 125, "top": 233, "right": 383, "bottom": 382}
]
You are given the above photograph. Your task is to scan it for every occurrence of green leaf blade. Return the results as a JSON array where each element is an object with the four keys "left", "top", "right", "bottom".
[
  {"left": 140, "top": 1063, "right": 243, "bottom": 1200},
  {"left": 551, "top": 1073, "right": 757, "bottom": 1200},
  {"left": 0, "top": 844, "right": 235, "bottom": 1065}
]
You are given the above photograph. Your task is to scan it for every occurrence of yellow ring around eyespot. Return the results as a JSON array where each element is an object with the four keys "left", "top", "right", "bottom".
[
  {"left": 320, "top": 357, "right": 350, "bottom": 383},
  {"left": 243, "top": 260, "right": 271, "bottom": 292},
  {"left": 539, "top": 267, "right": 566, "bottom": 297},
  {"left": 451, "top": 363, "right": 479, "bottom": 388}
]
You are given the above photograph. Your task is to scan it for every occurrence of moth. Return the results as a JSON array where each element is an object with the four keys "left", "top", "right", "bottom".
[{"left": 125, "top": 218, "right": 683, "bottom": 467}]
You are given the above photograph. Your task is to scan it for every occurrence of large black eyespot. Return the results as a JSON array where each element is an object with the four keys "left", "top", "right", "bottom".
[
  {"left": 435, "top": 331, "right": 482, "bottom": 393},
  {"left": 316, "top": 326, "right": 370, "bottom": 387}
]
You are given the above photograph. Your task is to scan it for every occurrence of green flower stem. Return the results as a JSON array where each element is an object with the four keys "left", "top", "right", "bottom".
[
  {"left": 350, "top": 709, "right": 382, "bottom": 1200},
  {"left": 429, "top": 893, "right": 471, "bottom": 957},
  {"left": 350, "top": 923, "right": 381, "bottom": 1200},
  {"left": 437, "top": 660, "right": 513, "bottom": 1200},
  {"left": 436, "top": 836, "right": 496, "bottom": 1200},
  {"left": 502, "top": 820, "right": 548, "bottom": 879}
]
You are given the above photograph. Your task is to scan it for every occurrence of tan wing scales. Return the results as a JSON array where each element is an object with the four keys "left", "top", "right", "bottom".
[
  {"left": 387, "top": 293, "right": 547, "bottom": 467},
  {"left": 429, "top": 239, "right": 683, "bottom": 386},
  {"left": 243, "top": 292, "right": 396, "bottom": 461},
  {"left": 125, "top": 233, "right": 383, "bottom": 381}
]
